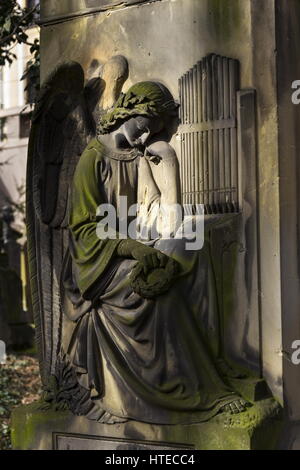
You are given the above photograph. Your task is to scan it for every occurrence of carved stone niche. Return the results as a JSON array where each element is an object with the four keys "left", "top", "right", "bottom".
[{"left": 178, "top": 54, "right": 259, "bottom": 369}]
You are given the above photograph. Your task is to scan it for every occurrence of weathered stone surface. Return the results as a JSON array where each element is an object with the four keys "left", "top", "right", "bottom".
[
  {"left": 11, "top": 399, "right": 282, "bottom": 450},
  {"left": 278, "top": 421, "right": 300, "bottom": 450},
  {"left": 40, "top": 0, "right": 156, "bottom": 24}
]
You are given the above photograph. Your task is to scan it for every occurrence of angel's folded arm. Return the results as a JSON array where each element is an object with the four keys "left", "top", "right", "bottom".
[{"left": 68, "top": 143, "right": 122, "bottom": 297}]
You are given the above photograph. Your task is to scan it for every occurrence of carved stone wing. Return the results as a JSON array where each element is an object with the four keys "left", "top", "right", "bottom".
[
  {"left": 26, "top": 61, "right": 96, "bottom": 384},
  {"left": 26, "top": 56, "right": 129, "bottom": 385}
]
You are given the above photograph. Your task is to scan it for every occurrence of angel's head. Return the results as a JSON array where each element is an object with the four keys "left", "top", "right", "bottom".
[{"left": 97, "top": 81, "right": 179, "bottom": 146}]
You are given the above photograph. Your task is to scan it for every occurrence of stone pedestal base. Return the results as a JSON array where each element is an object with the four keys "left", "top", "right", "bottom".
[{"left": 12, "top": 399, "right": 282, "bottom": 450}]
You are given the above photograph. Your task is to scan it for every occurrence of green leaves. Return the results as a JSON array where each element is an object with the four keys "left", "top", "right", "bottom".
[
  {"left": 0, "top": 1, "right": 40, "bottom": 98},
  {"left": 3, "top": 17, "right": 11, "bottom": 33},
  {"left": 22, "top": 38, "right": 40, "bottom": 101}
]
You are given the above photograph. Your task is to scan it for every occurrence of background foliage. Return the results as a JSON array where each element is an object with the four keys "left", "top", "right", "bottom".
[
  {"left": 0, "top": 0, "right": 40, "bottom": 96},
  {"left": 0, "top": 4, "right": 41, "bottom": 450}
]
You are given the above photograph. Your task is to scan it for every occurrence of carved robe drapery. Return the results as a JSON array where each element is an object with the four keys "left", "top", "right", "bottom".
[{"left": 65, "top": 137, "right": 240, "bottom": 424}]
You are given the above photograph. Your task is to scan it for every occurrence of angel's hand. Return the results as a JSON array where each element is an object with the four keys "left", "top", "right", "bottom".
[
  {"left": 145, "top": 141, "right": 176, "bottom": 166},
  {"left": 131, "top": 245, "right": 169, "bottom": 274},
  {"left": 117, "top": 239, "right": 169, "bottom": 274},
  {"left": 147, "top": 154, "right": 162, "bottom": 165}
]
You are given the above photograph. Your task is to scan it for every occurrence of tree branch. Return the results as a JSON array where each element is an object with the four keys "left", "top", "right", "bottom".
[{"left": 0, "top": 6, "right": 39, "bottom": 48}]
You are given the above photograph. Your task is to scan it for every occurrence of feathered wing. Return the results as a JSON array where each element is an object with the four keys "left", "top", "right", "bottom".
[
  {"left": 26, "top": 61, "right": 100, "bottom": 383},
  {"left": 27, "top": 56, "right": 129, "bottom": 386}
]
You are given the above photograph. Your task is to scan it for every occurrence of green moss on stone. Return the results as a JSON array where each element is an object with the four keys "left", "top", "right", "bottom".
[
  {"left": 208, "top": 0, "right": 242, "bottom": 41},
  {"left": 11, "top": 402, "right": 69, "bottom": 450},
  {"left": 11, "top": 398, "right": 283, "bottom": 450}
]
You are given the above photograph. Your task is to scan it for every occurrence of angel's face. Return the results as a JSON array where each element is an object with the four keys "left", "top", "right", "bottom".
[{"left": 121, "top": 116, "right": 164, "bottom": 148}]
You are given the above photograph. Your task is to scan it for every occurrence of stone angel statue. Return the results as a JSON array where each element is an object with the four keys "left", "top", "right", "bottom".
[{"left": 27, "top": 67, "right": 251, "bottom": 423}]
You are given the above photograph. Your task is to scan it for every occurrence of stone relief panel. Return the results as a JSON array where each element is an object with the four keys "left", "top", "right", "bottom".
[{"left": 27, "top": 53, "right": 265, "bottom": 426}]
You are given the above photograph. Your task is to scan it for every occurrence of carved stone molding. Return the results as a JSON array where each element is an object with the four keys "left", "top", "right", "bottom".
[{"left": 40, "top": 0, "right": 157, "bottom": 25}]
